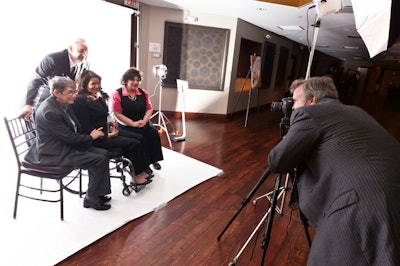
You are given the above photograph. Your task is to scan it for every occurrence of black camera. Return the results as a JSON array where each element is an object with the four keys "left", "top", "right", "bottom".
[
  {"left": 271, "top": 97, "right": 293, "bottom": 138},
  {"left": 271, "top": 97, "right": 293, "bottom": 118}
]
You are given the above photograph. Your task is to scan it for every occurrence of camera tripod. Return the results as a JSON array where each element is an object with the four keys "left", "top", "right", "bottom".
[{"left": 218, "top": 168, "right": 312, "bottom": 266}]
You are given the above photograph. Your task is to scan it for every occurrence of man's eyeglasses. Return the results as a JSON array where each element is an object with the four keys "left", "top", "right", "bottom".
[{"left": 63, "top": 89, "right": 78, "bottom": 95}]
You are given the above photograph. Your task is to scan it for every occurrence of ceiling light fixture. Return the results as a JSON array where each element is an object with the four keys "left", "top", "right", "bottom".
[
  {"left": 344, "top": 46, "right": 360, "bottom": 50},
  {"left": 184, "top": 15, "right": 198, "bottom": 22},
  {"left": 277, "top": 26, "right": 305, "bottom": 31}
]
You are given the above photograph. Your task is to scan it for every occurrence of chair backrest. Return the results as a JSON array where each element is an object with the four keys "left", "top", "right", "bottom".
[{"left": 3, "top": 116, "right": 36, "bottom": 168}]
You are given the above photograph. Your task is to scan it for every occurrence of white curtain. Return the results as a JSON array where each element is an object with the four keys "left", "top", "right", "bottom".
[{"left": 0, "top": 0, "right": 133, "bottom": 116}]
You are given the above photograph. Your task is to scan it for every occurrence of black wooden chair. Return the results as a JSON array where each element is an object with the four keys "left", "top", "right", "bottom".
[{"left": 4, "top": 116, "right": 76, "bottom": 220}]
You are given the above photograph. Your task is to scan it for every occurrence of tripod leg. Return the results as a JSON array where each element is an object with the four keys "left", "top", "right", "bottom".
[
  {"left": 229, "top": 207, "right": 273, "bottom": 265},
  {"left": 260, "top": 174, "right": 282, "bottom": 265},
  {"left": 217, "top": 168, "right": 271, "bottom": 241}
]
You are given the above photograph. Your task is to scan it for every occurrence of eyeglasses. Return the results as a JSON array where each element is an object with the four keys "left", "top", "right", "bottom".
[{"left": 63, "top": 89, "right": 78, "bottom": 95}]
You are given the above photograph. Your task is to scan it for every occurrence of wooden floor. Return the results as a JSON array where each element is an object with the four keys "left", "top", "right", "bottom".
[{"left": 57, "top": 88, "right": 400, "bottom": 266}]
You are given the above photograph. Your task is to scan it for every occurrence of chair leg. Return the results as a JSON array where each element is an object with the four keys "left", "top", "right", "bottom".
[
  {"left": 40, "top": 177, "right": 43, "bottom": 194},
  {"left": 60, "top": 180, "right": 64, "bottom": 221},
  {"left": 13, "top": 172, "right": 22, "bottom": 219},
  {"left": 79, "top": 169, "right": 83, "bottom": 198}
]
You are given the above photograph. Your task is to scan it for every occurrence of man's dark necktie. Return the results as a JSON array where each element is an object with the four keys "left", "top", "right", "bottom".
[{"left": 70, "top": 65, "right": 77, "bottom": 80}]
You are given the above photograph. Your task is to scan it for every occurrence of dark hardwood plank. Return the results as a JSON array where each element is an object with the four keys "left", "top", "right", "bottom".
[{"left": 57, "top": 90, "right": 400, "bottom": 266}]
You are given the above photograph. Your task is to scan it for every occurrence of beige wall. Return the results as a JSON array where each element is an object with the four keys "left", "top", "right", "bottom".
[
  {"left": 228, "top": 19, "right": 295, "bottom": 114},
  {"left": 138, "top": 4, "right": 237, "bottom": 115},
  {"left": 137, "top": 4, "right": 300, "bottom": 115}
]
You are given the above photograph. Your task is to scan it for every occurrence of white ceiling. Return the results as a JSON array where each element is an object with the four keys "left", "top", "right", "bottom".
[{"left": 132, "top": 0, "right": 400, "bottom": 68}]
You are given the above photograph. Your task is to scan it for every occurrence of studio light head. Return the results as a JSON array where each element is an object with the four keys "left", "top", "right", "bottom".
[{"left": 153, "top": 64, "right": 168, "bottom": 80}]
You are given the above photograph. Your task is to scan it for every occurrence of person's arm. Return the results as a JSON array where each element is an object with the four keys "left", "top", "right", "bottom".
[
  {"left": 20, "top": 105, "right": 34, "bottom": 120},
  {"left": 110, "top": 89, "right": 135, "bottom": 127},
  {"left": 114, "top": 112, "right": 137, "bottom": 127},
  {"left": 136, "top": 89, "right": 153, "bottom": 127},
  {"left": 142, "top": 109, "right": 153, "bottom": 124},
  {"left": 267, "top": 108, "right": 319, "bottom": 174},
  {"left": 41, "top": 108, "right": 97, "bottom": 147},
  {"left": 20, "top": 54, "right": 58, "bottom": 119}
]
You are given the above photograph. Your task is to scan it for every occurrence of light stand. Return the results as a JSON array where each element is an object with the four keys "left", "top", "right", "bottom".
[
  {"left": 306, "top": 0, "right": 343, "bottom": 79},
  {"left": 305, "top": 16, "right": 320, "bottom": 79},
  {"left": 150, "top": 64, "right": 173, "bottom": 150},
  {"left": 169, "top": 79, "right": 188, "bottom": 142}
]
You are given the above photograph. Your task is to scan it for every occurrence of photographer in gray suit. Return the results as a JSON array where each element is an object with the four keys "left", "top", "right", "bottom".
[{"left": 268, "top": 76, "right": 400, "bottom": 265}]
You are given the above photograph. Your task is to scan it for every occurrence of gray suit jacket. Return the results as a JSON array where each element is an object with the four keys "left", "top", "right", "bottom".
[
  {"left": 25, "top": 95, "right": 93, "bottom": 166},
  {"left": 268, "top": 98, "right": 400, "bottom": 265}
]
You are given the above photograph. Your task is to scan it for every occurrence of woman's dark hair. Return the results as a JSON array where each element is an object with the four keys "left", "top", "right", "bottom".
[
  {"left": 121, "top": 67, "right": 142, "bottom": 85},
  {"left": 77, "top": 70, "right": 102, "bottom": 95}
]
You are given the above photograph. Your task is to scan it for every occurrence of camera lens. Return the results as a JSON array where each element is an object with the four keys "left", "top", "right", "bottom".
[{"left": 271, "top": 102, "right": 283, "bottom": 112}]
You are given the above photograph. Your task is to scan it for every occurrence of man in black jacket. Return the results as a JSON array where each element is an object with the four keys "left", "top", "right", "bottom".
[{"left": 20, "top": 38, "right": 89, "bottom": 120}]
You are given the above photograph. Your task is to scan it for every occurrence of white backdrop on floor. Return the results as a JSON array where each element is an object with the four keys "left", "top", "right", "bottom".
[{"left": 0, "top": 118, "right": 223, "bottom": 266}]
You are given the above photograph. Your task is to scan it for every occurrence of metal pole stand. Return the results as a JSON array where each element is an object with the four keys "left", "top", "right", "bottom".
[
  {"left": 150, "top": 78, "right": 174, "bottom": 150},
  {"left": 169, "top": 79, "right": 188, "bottom": 142},
  {"left": 231, "top": 67, "right": 259, "bottom": 127}
]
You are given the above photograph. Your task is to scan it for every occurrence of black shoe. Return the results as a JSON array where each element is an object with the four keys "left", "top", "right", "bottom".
[
  {"left": 153, "top": 162, "right": 161, "bottom": 170},
  {"left": 84, "top": 197, "right": 111, "bottom": 210},
  {"left": 99, "top": 195, "right": 112, "bottom": 203},
  {"left": 145, "top": 167, "right": 153, "bottom": 174}
]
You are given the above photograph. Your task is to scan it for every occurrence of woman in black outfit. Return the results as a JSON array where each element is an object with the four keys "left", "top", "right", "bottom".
[
  {"left": 110, "top": 67, "right": 163, "bottom": 171},
  {"left": 72, "top": 70, "right": 152, "bottom": 187}
]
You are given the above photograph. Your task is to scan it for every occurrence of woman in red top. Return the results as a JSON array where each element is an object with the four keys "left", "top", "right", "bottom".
[{"left": 110, "top": 67, "right": 163, "bottom": 171}]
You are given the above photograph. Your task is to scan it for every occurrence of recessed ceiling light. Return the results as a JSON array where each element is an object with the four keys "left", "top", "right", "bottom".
[
  {"left": 344, "top": 46, "right": 360, "bottom": 50},
  {"left": 277, "top": 26, "right": 305, "bottom": 31}
]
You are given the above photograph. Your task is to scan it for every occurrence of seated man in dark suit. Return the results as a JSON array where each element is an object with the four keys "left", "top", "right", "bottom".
[{"left": 25, "top": 76, "right": 112, "bottom": 210}]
